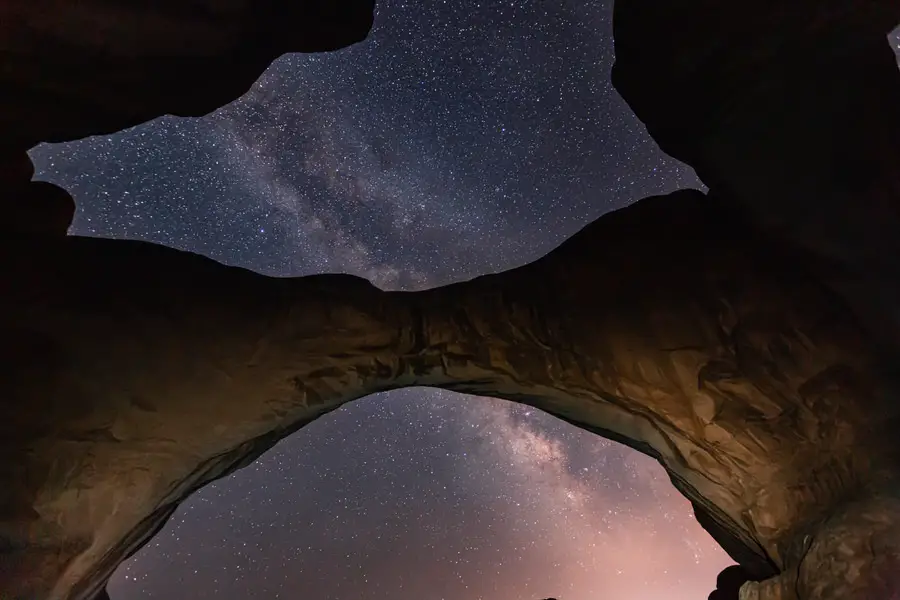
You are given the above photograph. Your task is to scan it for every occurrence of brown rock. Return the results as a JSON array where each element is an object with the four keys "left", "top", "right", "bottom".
[
  {"left": 1, "top": 0, "right": 900, "bottom": 599},
  {"left": 1, "top": 190, "right": 898, "bottom": 599}
]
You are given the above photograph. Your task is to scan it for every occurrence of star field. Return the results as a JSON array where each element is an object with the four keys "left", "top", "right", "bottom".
[{"left": 29, "top": 0, "right": 738, "bottom": 598}]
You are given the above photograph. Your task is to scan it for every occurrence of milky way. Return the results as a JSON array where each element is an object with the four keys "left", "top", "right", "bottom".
[{"left": 29, "top": 0, "right": 740, "bottom": 598}]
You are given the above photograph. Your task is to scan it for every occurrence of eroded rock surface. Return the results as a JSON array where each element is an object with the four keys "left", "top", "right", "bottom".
[
  {"left": 1, "top": 0, "right": 900, "bottom": 599},
  {"left": 2, "top": 190, "right": 899, "bottom": 599}
]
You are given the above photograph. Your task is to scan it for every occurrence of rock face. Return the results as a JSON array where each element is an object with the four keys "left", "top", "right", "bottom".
[
  {"left": 1, "top": 1, "right": 900, "bottom": 600},
  {"left": 1, "top": 191, "right": 897, "bottom": 600}
]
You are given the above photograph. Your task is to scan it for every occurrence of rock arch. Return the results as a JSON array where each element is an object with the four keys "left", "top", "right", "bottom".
[{"left": 1, "top": 0, "right": 900, "bottom": 599}]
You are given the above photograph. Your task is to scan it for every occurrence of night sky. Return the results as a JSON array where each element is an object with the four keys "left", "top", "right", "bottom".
[{"left": 26, "top": 0, "right": 756, "bottom": 598}]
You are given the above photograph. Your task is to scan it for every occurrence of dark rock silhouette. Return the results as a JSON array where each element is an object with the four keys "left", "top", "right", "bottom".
[
  {"left": 0, "top": 153, "right": 74, "bottom": 237},
  {"left": 1, "top": 1, "right": 900, "bottom": 600},
  {"left": 708, "top": 566, "right": 753, "bottom": 600},
  {"left": 0, "top": 0, "right": 375, "bottom": 239},
  {"left": 0, "top": 0, "right": 375, "bottom": 153}
]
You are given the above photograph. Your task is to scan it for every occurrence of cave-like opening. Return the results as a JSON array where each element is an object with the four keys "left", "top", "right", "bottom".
[{"left": 106, "top": 389, "right": 732, "bottom": 600}]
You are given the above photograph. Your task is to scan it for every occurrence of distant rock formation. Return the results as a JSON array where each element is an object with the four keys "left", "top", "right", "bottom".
[{"left": 2, "top": 1, "right": 900, "bottom": 600}]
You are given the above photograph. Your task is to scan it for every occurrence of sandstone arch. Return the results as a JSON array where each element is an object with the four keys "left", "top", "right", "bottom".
[
  {"left": 2, "top": 188, "right": 896, "bottom": 599},
  {"left": 2, "top": 0, "right": 900, "bottom": 599}
]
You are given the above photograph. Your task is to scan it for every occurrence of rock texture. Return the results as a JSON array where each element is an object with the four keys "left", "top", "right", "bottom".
[
  {"left": 1, "top": 1, "right": 900, "bottom": 600},
  {"left": 608, "top": 2, "right": 900, "bottom": 596},
  {"left": 1, "top": 191, "right": 898, "bottom": 600}
]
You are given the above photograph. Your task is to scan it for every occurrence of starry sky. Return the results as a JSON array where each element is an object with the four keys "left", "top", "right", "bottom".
[{"left": 27, "top": 0, "right": 749, "bottom": 598}]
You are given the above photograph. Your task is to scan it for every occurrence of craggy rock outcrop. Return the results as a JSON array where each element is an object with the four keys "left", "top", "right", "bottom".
[
  {"left": 2, "top": 190, "right": 899, "bottom": 599},
  {"left": 609, "top": 6, "right": 900, "bottom": 595},
  {"left": 2, "top": 1, "right": 900, "bottom": 600}
]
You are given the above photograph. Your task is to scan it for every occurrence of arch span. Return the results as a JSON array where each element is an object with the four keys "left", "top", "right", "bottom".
[
  {"left": 104, "top": 388, "right": 736, "bottom": 599},
  {"left": 2, "top": 188, "right": 895, "bottom": 599}
]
